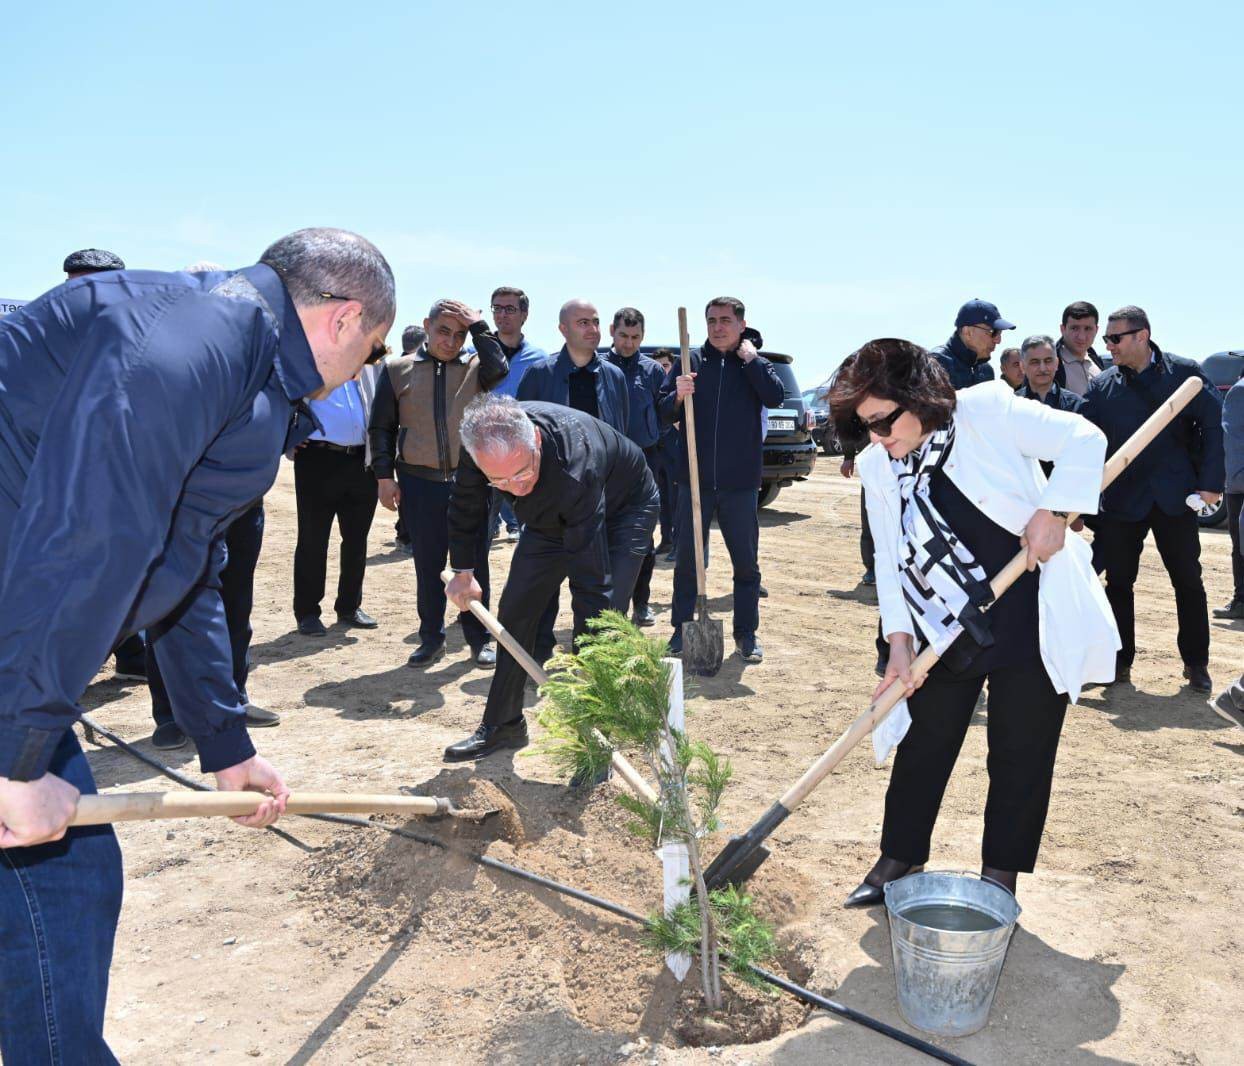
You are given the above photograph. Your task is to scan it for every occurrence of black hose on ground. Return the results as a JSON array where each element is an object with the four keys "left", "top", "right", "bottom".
[{"left": 81, "top": 720, "right": 974, "bottom": 1065}]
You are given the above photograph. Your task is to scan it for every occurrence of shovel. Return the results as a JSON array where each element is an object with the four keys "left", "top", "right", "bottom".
[
  {"left": 441, "top": 569, "right": 658, "bottom": 803},
  {"left": 71, "top": 790, "right": 501, "bottom": 826},
  {"left": 675, "top": 306, "right": 724, "bottom": 676},
  {"left": 703, "top": 376, "right": 1204, "bottom": 890}
]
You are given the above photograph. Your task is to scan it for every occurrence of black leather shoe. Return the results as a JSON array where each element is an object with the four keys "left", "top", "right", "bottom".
[
  {"left": 1184, "top": 662, "right": 1212, "bottom": 692},
  {"left": 244, "top": 703, "right": 280, "bottom": 727},
  {"left": 471, "top": 642, "right": 497, "bottom": 667},
  {"left": 151, "top": 721, "right": 188, "bottom": 750},
  {"left": 843, "top": 881, "right": 887, "bottom": 909},
  {"left": 407, "top": 640, "right": 445, "bottom": 667},
  {"left": 631, "top": 604, "right": 656, "bottom": 627},
  {"left": 758, "top": 584, "right": 769, "bottom": 598},
  {"left": 667, "top": 631, "right": 683, "bottom": 656},
  {"left": 443, "top": 719, "right": 529, "bottom": 761},
  {"left": 113, "top": 657, "right": 148, "bottom": 683},
  {"left": 297, "top": 616, "right": 328, "bottom": 637},
  {"left": 337, "top": 608, "right": 379, "bottom": 629},
  {"left": 1213, "top": 599, "right": 1244, "bottom": 619}
]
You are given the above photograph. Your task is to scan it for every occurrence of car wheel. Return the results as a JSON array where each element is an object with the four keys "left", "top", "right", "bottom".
[
  {"left": 1197, "top": 495, "right": 1228, "bottom": 528},
  {"left": 758, "top": 483, "right": 781, "bottom": 508}
]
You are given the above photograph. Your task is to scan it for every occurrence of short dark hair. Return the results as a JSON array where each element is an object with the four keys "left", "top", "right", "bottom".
[
  {"left": 1061, "top": 300, "right": 1099, "bottom": 326},
  {"left": 490, "top": 286, "right": 529, "bottom": 313},
  {"left": 401, "top": 324, "right": 426, "bottom": 353},
  {"left": 651, "top": 347, "right": 674, "bottom": 363},
  {"left": 612, "top": 306, "right": 645, "bottom": 329},
  {"left": 259, "top": 228, "right": 395, "bottom": 331},
  {"left": 999, "top": 346, "right": 1022, "bottom": 368},
  {"left": 827, "top": 338, "right": 955, "bottom": 448},
  {"left": 705, "top": 296, "right": 745, "bottom": 319},
  {"left": 1107, "top": 305, "right": 1150, "bottom": 331}
]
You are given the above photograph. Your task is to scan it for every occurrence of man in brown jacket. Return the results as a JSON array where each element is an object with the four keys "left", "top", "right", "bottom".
[{"left": 369, "top": 299, "right": 508, "bottom": 666}]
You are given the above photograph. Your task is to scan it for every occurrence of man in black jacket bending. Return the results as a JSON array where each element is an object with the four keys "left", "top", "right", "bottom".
[
  {"left": 443, "top": 396, "right": 658, "bottom": 761},
  {"left": 660, "top": 297, "right": 784, "bottom": 662},
  {"left": 1081, "top": 305, "right": 1224, "bottom": 692}
]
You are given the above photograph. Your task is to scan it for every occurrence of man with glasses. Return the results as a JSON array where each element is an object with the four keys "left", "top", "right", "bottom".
[
  {"left": 1054, "top": 300, "right": 1105, "bottom": 396},
  {"left": 930, "top": 299, "right": 1014, "bottom": 389},
  {"left": 1081, "top": 306, "right": 1224, "bottom": 692},
  {"left": 370, "top": 299, "right": 509, "bottom": 668},
  {"left": 486, "top": 286, "right": 548, "bottom": 541},
  {"left": 442, "top": 396, "right": 658, "bottom": 762}
]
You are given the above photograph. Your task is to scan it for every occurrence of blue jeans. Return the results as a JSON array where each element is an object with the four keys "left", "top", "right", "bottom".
[
  {"left": 1, "top": 731, "right": 123, "bottom": 1065},
  {"left": 671, "top": 485, "right": 760, "bottom": 639}
]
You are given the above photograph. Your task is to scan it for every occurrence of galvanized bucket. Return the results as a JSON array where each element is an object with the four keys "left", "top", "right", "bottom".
[{"left": 884, "top": 870, "right": 1021, "bottom": 1037}]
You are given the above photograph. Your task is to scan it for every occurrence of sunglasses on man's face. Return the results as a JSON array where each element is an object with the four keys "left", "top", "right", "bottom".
[
  {"left": 857, "top": 405, "right": 907, "bottom": 437},
  {"left": 1102, "top": 327, "right": 1146, "bottom": 345},
  {"left": 970, "top": 324, "right": 1003, "bottom": 338}
]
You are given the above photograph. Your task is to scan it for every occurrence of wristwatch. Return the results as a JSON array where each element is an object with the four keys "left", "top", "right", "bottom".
[{"left": 1050, "top": 510, "right": 1069, "bottom": 519}]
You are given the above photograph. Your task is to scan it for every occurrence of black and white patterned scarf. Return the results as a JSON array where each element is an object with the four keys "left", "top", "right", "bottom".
[{"left": 892, "top": 423, "right": 995, "bottom": 658}]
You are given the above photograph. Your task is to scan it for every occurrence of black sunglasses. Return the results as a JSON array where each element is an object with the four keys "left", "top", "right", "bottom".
[
  {"left": 1102, "top": 327, "right": 1146, "bottom": 345},
  {"left": 857, "top": 405, "right": 907, "bottom": 437},
  {"left": 970, "top": 324, "right": 1003, "bottom": 338}
]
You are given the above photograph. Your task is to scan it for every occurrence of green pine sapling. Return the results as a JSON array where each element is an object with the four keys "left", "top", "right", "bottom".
[{"left": 537, "top": 611, "right": 776, "bottom": 1009}]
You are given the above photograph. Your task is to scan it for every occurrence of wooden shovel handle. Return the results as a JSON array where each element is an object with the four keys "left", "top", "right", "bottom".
[
  {"left": 779, "top": 375, "right": 1204, "bottom": 811},
  {"left": 441, "top": 570, "right": 659, "bottom": 803},
  {"left": 71, "top": 791, "right": 447, "bottom": 826},
  {"left": 678, "top": 308, "right": 710, "bottom": 601}
]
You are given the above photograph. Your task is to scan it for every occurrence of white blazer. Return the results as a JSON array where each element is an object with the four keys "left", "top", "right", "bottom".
[{"left": 859, "top": 380, "right": 1120, "bottom": 706}]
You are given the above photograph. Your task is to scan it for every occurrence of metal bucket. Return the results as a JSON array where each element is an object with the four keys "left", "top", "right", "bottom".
[{"left": 884, "top": 870, "right": 1021, "bottom": 1037}]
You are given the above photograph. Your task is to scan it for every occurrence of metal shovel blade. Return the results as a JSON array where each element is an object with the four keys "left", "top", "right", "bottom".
[
  {"left": 682, "top": 596, "right": 723, "bottom": 677},
  {"left": 703, "top": 834, "right": 770, "bottom": 891}
]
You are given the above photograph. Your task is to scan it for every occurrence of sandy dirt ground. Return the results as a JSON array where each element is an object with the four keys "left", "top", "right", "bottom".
[{"left": 80, "top": 462, "right": 1243, "bottom": 1066}]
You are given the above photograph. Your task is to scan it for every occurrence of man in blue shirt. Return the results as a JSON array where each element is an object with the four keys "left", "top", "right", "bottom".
[
  {"left": 930, "top": 299, "right": 1013, "bottom": 389},
  {"left": 0, "top": 228, "right": 394, "bottom": 1064},
  {"left": 606, "top": 306, "right": 666, "bottom": 626},
  {"left": 292, "top": 373, "right": 381, "bottom": 636},
  {"left": 485, "top": 286, "right": 547, "bottom": 541}
]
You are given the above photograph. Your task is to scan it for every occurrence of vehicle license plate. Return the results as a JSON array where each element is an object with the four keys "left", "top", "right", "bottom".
[{"left": 767, "top": 417, "right": 796, "bottom": 431}]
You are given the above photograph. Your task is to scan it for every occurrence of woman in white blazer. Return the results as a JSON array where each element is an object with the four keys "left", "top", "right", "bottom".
[{"left": 828, "top": 339, "right": 1118, "bottom": 906}]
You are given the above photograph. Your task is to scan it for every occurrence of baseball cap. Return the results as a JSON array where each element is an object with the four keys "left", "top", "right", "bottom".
[{"left": 954, "top": 298, "right": 1015, "bottom": 331}]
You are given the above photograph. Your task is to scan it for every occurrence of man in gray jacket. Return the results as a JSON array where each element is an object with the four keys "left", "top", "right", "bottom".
[{"left": 1212, "top": 376, "right": 1244, "bottom": 728}]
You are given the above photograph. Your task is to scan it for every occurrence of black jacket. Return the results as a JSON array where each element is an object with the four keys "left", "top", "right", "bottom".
[
  {"left": 1015, "top": 381, "right": 1085, "bottom": 415},
  {"left": 930, "top": 333, "right": 996, "bottom": 389},
  {"left": 657, "top": 344, "right": 784, "bottom": 491},
  {"left": 1081, "top": 344, "right": 1225, "bottom": 521},
  {"left": 447, "top": 402, "right": 656, "bottom": 567}
]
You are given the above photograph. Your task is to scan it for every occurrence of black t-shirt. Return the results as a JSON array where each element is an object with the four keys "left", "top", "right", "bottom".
[
  {"left": 567, "top": 366, "right": 600, "bottom": 419},
  {"left": 928, "top": 468, "right": 1041, "bottom": 677}
]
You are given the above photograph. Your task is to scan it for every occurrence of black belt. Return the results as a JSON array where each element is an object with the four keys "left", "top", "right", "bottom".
[{"left": 305, "top": 440, "right": 365, "bottom": 455}]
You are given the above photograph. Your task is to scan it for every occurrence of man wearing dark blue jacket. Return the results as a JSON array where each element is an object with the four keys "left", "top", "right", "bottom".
[
  {"left": 0, "top": 228, "right": 394, "bottom": 1064},
  {"left": 1212, "top": 376, "right": 1244, "bottom": 727},
  {"left": 1081, "top": 306, "right": 1224, "bottom": 691},
  {"left": 519, "top": 299, "right": 628, "bottom": 661},
  {"left": 661, "top": 297, "right": 784, "bottom": 662},
  {"left": 930, "top": 298, "right": 1013, "bottom": 389},
  {"left": 606, "top": 306, "right": 666, "bottom": 625}
]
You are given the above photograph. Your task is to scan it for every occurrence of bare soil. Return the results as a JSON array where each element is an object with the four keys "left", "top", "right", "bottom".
[{"left": 83, "top": 463, "right": 1244, "bottom": 1065}]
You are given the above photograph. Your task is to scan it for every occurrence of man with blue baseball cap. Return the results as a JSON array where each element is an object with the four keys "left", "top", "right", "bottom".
[{"left": 930, "top": 298, "right": 1016, "bottom": 389}]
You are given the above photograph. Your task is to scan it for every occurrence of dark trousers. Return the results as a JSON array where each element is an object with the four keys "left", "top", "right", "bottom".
[
  {"left": 486, "top": 500, "right": 658, "bottom": 727},
  {"left": 0, "top": 731, "right": 123, "bottom": 1066},
  {"left": 149, "top": 504, "right": 265, "bottom": 726},
  {"left": 629, "top": 448, "right": 662, "bottom": 612},
  {"left": 656, "top": 451, "right": 677, "bottom": 549},
  {"left": 859, "top": 489, "right": 875, "bottom": 573},
  {"left": 1227, "top": 492, "right": 1244, "bottom": 602},
  {"left": 882, "top": 657, "right": 1068, "bottom": 872},
  {"left": 1095, "top": 506, "right": 1209, "bottom": 668},
  {"left": 399, "top": 471, "right": 490, "bottom": 648},
  {"left": 671, "top": 485, "right": 761, "bottom": 639},
  {"left": 112, "top": 631, "right": 146, "bottom": 670},
  {"left": 292, "top": 445, "right": 378, "bottom": 620}
]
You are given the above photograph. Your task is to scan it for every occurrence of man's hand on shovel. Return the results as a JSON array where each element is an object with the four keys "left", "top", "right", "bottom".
[
  {"left": 214, "top": 755, "right": 290, "bottom": 829},
  {"left": 446, "top": 570, "right": 483, "bottom": 613}
]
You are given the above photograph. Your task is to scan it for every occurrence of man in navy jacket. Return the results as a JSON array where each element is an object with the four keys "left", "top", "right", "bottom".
[
  {"left": 606, "top": 306, "right": 666, "bottom": 625},
  {"left": 660, "top": 297, "right": 784, "bottom": 662},
  {"left": 930, "top": 298, "right": 1013, "bottom": 389},
  {"left": 519, "top": 300, "right": 628, "bottom": 662},
  {"left": 0, "top": 229, "right": 394, "bottom": 1063},
  {"left": 1081, "top": 306, "right": 1224, "bottom": 691}
]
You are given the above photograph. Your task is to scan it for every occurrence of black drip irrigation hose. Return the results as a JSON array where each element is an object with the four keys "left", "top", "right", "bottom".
[{"left": 80, "top": 717, "right": 974, "bottom": 1066}]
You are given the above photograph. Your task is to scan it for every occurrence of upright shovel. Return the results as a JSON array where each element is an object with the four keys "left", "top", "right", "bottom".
[
  {"left": 676, "top": 306, "right": 724, "bottom": 676},
  {"left": 702, "top": 376, "right": 1204, "bottom": 890}
]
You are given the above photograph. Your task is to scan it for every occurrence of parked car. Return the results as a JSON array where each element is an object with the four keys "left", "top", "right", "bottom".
[
  {"left": 631, "top": 345, "right": 816, "bottom": 508},
  {"left": 1193, "top": 351, "right": 1244, "bottom": 527},
  {"left": 802, "top": 387, "right": 840, "bottom": 455}
]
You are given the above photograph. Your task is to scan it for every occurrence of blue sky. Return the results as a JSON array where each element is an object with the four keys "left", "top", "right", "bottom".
[{"left": 3, "top": 1, "right": 1240, "bottom": 387}]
